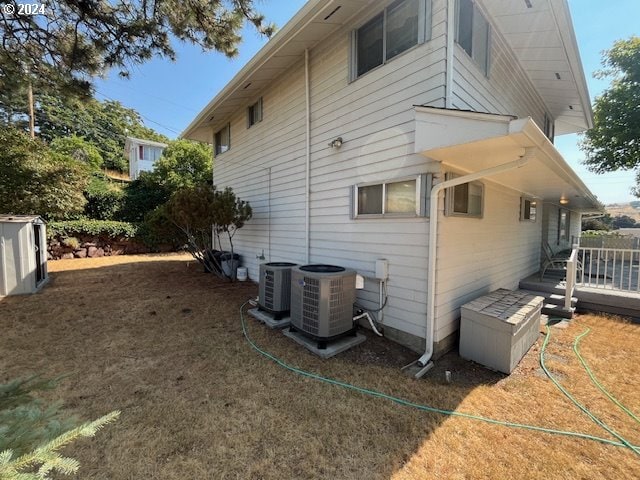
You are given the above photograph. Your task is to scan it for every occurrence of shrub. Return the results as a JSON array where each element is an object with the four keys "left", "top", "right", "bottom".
[
  {"left": 118, "top": 173, "right": 170, "bottom": 222},
  {"left": 48, "top": 220, "right": 139, "bottom": 239},
  {"left": 61, "top": 237, "right": 80, "bottom": 249},
  {"left": 84, "top": 176, "right": 124, "bottom": 220}
]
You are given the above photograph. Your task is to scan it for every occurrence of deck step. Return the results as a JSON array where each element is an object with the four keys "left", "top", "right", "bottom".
[
  {"left": 542, "top": 304, "right": 576, "bottom": 319},
  {"left": 519, "top": 289, "right": 577, "bottom": 306}
]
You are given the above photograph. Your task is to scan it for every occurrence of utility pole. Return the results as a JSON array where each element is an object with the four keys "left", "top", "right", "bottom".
[{"left": 27, "top": 82, "right": 35, "bottom": 139}]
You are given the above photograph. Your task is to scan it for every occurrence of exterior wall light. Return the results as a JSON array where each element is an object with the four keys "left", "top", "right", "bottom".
[
  {"left": 328, "top": 137, "right": 343, "bottom": 148},
  {"left": 559, "top": 197, "right": 569, "bottom": 205}
]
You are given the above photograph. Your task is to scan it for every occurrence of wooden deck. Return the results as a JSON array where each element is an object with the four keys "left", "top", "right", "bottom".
[{"left": 519, "top": 273, "right": 640, "bottom": 321}]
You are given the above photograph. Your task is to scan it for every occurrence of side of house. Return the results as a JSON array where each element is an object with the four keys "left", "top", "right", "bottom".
[{"left": 184, "top": 0, "right": 600, "bottom": 355}]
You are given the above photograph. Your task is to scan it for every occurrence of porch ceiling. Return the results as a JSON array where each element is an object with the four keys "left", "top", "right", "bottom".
[
  {"left": 414, "top": 106, "right": 602, "bottom": 213},
  {"left": 481, "top": 0, "right": 593, "bottom": 135}
]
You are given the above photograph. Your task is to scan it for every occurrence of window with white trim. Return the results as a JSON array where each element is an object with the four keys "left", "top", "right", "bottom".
[
  {"left": 455, "top": 0, "right": 490, "bottom": 75},
  {"left": 214, "top": 124, "right": 230, "bottom": 156},
  {"left": 543, "top": 113, "right": 555, "bottom": 142},
  {"left": 558, "top": 209, "right": 570, "bottom": 244},
  {"left": 247, "top": 97, "right": 263, "bottom": 128},
  {"left": 520, "top": 197, "right": 537, "bottom": 222},
  {"left": 352, "top": 175, "right": 429, "bottom": 218},
  {"left": 351, "top": 0, "right": 432, "bottom": 79},
  {"left": 445, "top": 173, "right": 484, "bottom": 217}
]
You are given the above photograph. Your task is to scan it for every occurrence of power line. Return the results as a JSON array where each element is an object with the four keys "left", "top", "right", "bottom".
[{"left": 94, "top": 89, "right": 182, "bottom": 135}]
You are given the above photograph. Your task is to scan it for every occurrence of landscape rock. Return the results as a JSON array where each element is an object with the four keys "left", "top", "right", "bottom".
[{"left": 74, "top": 248, "right": 87, "bottom": 258}]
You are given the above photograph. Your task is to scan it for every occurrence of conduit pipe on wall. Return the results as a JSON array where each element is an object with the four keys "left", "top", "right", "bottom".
[
  {"left": 415, "top": 149, "right": 536, "bottom": 378},
  {"left": 305, "top": 48, "right": 311, "bottom": 264}
]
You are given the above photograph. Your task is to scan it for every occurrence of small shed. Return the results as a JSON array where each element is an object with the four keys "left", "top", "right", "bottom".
[{"left": 0, "top": 215, "right": 48, "bottom": 296}]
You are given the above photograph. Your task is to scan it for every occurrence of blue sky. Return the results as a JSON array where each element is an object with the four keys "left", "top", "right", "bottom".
[{"left": 95, "top": 0, "right": 639, "bottom": 205}]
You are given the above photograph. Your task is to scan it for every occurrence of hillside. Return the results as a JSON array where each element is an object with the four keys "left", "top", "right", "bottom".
[{"left": 605, "top": 202, "right": 640, "bottom": 223}]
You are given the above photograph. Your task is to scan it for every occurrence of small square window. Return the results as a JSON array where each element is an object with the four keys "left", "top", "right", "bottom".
[
  {"left": 248, "top": 98, "right": 263, "bottom": 128},
  {"left": 445, "top": 173, "right": 484, "bottom": 218},
  {"left": 215, "top": 124, "right": 230, "bottom": 156},
  {"left": 520, "top": 197, "right": 537, "bottom": 222}
]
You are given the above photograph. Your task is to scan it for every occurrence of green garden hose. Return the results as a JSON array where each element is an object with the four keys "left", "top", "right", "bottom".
[
  {"left": 239, "top": 301, "right": 639, "bottom": 452},
  {"left": 540, "top": 323, "right": 639, "bottom": 456},
  {"left": 573, "top": 327, "right": 640, "bottom": 425}
]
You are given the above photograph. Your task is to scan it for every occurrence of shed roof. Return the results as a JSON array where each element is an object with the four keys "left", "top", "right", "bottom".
[{"left": 0, "top": 215, "right": 45, "bottom": 224}]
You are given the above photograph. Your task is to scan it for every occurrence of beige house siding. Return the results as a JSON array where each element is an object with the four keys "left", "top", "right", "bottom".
[
  {"left": 211, "top": 0, "right": 570, "bottom": 351},
  {"left": 433, "top": 179, "right": 542, "bottom": 343},
  {"left": 451, "top": 5, "right": 549, "bottom": 130}
]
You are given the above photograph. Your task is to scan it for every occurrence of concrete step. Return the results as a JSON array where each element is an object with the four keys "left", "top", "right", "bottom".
[{"left": 542, "top": 303, "right": 575, "bottom": 319}]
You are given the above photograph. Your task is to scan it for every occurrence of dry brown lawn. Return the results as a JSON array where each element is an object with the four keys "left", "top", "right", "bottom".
[{"left": 1, "top": 254, "right": 639, "bottom": 479}]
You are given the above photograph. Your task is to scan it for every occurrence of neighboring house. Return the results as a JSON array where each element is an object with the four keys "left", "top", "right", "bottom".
[
  {"left": 183, "top": 0, "right": 603, "bottom": 357},
  {"left": 124, "top": 136, "right": 167, "bottom": 180}
]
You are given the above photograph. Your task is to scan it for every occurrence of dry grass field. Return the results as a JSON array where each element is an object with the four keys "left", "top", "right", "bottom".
[{"left": 1, "top": 254, "right": 639, "bottom": 479}]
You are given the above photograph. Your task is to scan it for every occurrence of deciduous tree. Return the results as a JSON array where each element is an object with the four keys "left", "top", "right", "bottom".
[{"left": 581, "top": 37, "right": 640, "bottom": 194}]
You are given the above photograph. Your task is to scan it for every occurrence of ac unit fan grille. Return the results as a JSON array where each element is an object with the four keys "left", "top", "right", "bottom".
[
  {"left": 263, "top": 270, "right": 275, "bottom": 309},
  {"left": 328, "top": 278, "right": 350, "bottom": 336},
  {"left": 301, "top": 276, "right": 320, "bottom": 334}
]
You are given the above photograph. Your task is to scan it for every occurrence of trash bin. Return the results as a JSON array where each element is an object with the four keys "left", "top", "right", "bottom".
[{"left": 220, "top": 252, "right": 240, "bottom": 279}]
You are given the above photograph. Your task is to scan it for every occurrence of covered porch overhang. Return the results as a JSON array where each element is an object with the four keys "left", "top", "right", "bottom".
[{"left": 414, "top": 106, "right": 602, "bottom": 213}]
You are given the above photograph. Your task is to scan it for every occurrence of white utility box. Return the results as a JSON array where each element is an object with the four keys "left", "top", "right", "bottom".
[{"left": 459, "top": 289, "right": 544, "bottom": 374}]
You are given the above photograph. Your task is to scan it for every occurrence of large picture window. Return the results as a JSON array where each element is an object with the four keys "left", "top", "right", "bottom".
[
  {"left": 352, "top": 0, "right": 432, "bottom": 79},
  {"left": 214, "top": 124, "right": 230, "bottom": 156},
  {"left": 353, "top": 175, "right": 429, "bottom": 218},
  {"left": 455, "top": 0, "right": 490, "bottom": 75}
]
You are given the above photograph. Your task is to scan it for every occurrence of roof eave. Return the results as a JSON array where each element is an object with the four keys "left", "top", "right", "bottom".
[{"left": 181, "top": 0, "right": 328, "bottom": 141}]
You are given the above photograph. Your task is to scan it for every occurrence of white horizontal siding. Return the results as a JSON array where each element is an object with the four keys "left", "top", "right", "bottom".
[
  {"left": 433, "top": 180, "right": 542, "bottom": 342},
  {"left": 451, "top": 13, "right": 549, "bottom": 128},
  {"left": 303, "top": 0, "right": 448, "bottom": 338}
]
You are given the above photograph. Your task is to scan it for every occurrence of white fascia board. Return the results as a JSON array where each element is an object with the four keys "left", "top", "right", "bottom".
[{"left": 181, "top": 0, "right": 328, "bottom": 140}]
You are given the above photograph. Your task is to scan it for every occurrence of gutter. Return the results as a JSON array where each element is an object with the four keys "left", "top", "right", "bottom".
[{"left": 414, "top": 150, "right": 535, "bottom": 378}]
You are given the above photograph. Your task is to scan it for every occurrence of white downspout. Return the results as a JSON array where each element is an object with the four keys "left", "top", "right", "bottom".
[
  {"left": 445, "top": 0, "right": 455, "bottom": 108},
  {"left": 305, "top": 48, "right": 311, "bottom": 264},
  {"left": 415, "top": 150, "right": 535, "bottom": 376}
]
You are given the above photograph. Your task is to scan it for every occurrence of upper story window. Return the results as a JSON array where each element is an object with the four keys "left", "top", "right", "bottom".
[
  {"left": 138, "top": 145, "right": 163, "bottom": 162},
  {"left": 215, "top": 124, "right": 230, "bottom": 156},
  {"left": 445, "top": 173, "right": 484, "bottom": 218},
  {"left": 455, "top": 0, "right": 490, "bottom": 76},
  {"left": 352, "top": 174, "right": 429, "bottom": 218},
  {"left": 247, "top": 97, "right": 263, "bottom": 128},
  {"left": 351, "top": 0, "right": 432, "bottom": 80}
]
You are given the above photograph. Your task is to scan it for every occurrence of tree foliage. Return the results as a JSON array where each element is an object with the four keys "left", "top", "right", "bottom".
[
  {"left": 151, "top": 139, "right": 213, "bottom": 191},
  {"left": 119, "top": 139, "right": 212, "bottom": 222},
  {"left": 34, "top": 95, "right": 167, "bottom": 172},
  {"left": 0, "top": 127, "right": 90, "bottom": 219},
  {"left": 582, "top": 37, "right": 640, "bottom": 177},
  {"left": 0, "top": 375, "right": 119, "bottom": 479},
  {"left": 50, "top": 135, "right": 104, "bottom": 171},
  {"left": 0, "top": 0, "right": 275, "bottom": 99},
  {"left": 83, "top": 175, "right": 124, "bottom": 220}
]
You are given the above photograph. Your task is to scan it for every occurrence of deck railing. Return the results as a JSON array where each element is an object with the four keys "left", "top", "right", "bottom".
[
  {"left": 565, "top": 246, "right": 579, "bottom": 309},
  {"left": 576, "top": 246, "right": 640, "bottom": 292}
]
